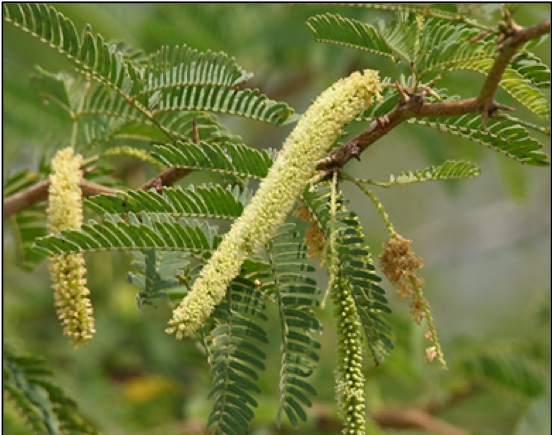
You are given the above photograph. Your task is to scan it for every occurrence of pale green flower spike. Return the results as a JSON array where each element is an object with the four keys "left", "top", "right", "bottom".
[
  {"left": 48, "top": 147, "right": 96, "bottom": 348},
  {"left": 167, "top": 70, "right": 381, "bottom": 338},
  {"left": 332, "top": 277, "right": 366, "bottom": 435}
]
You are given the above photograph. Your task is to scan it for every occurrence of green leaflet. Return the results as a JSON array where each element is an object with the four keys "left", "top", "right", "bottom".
[
  {"left": 206, "top": 268, "right": 269, "bottom": 435},
  {"left": 263, "top": 224, "right": 321, "bottom": 427},
  {"left": 4, "top": 2, "right": 296, "bottom": 154},
  {"left": 3, "top": 345, "right": 98, "bottom": 435},
  {"left": 33, "top": 216, "right": 219, "bottom": 256},
  {"left": 301, "top": 184, "right": 394, "bottom": 366},
  {"left": 86, "top": 184, "right": 251, "bottom": 221},
  {"left": 153, "top": 142, "right": 276, "bottom": 180},
  {"left": 408, "top": 114, "right": 549, "bottom": 166},
  {"left": 308, "top": 11, "right": 549, "bottom": 121}
]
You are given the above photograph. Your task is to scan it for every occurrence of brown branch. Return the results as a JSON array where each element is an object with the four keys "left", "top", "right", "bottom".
[
  {"left": 4, "top": 115, "right": 202, "bottom": 220},
  {"left": 316, "top": 17, "right": 551, "bottom": 171},
  {"left": 373, "top": 408, "right": 469, "bottom": 435},
  {"left": 2, "top": 166, "right": 198, "bottom": 221},
  {"left": 3, "top": 179, "right": 118, "bottom": 220},
  {"left": 477, "top": 16, "right": 551, "bottom": 127},
  {"left": 4, "top": 19, "right": 550, "bottom": 219},
  {"left": 142, "top": 388, "right": 477, "bottom": 435},
  {"left": 139, "top": 116, "right": 201, "bottom": 191},
  {"left": 311, "top": 398, "right": 473, "bottom": 435},
  {"left": 139, "top": 168, "right": 193, "bottom": 192}
]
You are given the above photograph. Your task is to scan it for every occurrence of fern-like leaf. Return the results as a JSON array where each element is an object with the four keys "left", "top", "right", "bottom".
[
  {"left": 206, "top": 267, "right": 268, "bottom": 435},
  {"left": 154, "top": 111, "right": 243, "bottom": 144},
  {"left": 308, "top": 11, "right": 550, "bottom": 118},
  {"left": 127, "top": 250, "right": 189, "bottom": 308},
  {"left": 85, "top": 184, "right": 251, "bottom": 221},
  {"left": 33, "top": 215, "right": 220, "bottom": 258},
  {"left": 510, "top": 51, "right": 551, "bottom": 88},
  {"left": 451, "top": 59, "right": 550, "bottom": 120},
  {"left": 307, "top": 13, "right": 396, "bottom": 61},
  {"left": 3, "top": 345, "right": 98, "bottom": 435},
  {"left": 337, "top": 3, "right": 486, "bottom": 23},
  {"left": 408, "top": 114, "right": 550, "bottom": 166},
  {"left": 153, "top": 142, "right": 276, "bottom": 180},
  {"left": 308, "top": 13, "right": 491, "bottom": 76},
  {"left": 4, "top": 3, "right": 296, "bottom": 152},
  {"left": 140, "top": 45, "right": 253, "bottom": 94},
  {"left": 301, "top": 184, "right": 394, "bottom": 365},
  {"left": 261, "top": 223, "right": 321, "bottom": 428},
  {"left": 152, "top": 85, "right": 295, "bottom": 125},
  {"left": 361, "top": 160, "right": 481, "bottom": 187},
  {"left": 3, "top": 3, "right": 139, "bottom": 93},
  {"left": 82, "top": 111, "right": 241, "bottom": 150}
]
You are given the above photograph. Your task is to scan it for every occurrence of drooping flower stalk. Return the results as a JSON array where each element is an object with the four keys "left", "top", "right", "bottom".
[
  {"left": 331, "top": 276, "right": 366, "bottom": 435},
  {"left": 379, "top": 234, "right": 446, "bottom": 368},
  {"left": 47, "top": 147, "right": 95, "bottom": 348},
  {"left": 167, "top": 70, "right": 381, "bottom": 339}
]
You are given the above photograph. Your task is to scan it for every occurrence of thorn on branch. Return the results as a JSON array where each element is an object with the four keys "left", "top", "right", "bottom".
[
  {"left": 480, "top": 101, "right": 516, "bottom": 130},
  {"left": 152, "top": 176, "right": 163, "bottom": 194},
  {"left": 192, "top": 116, "right": 200, "bottom": 145},
  {"left": 492, "top": 102, "right": 516, "bottom": 115},
  {"left": 396, "top": 82, "right": 410, "bottom": 104},
  {"left": 350, "top": 144, "right": 362, "bottom": 161},
  {"left": 480, "top": 109, "right": 489, "bottom": 130},
  {"left": 376, "top": 115, "right": 391, "bottom": 134}
]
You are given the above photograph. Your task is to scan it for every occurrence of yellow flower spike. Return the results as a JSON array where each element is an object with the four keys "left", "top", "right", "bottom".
[
  {"left": 47, "top": 147, "right": 95, "bottom": 348},
  {"left": 167, "top": 70, "right": 381, "bottom": 338}
]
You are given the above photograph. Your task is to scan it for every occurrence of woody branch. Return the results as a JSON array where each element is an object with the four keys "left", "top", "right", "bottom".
[{"left": 3, "top": 16, "right": 550, "bottom": 220}]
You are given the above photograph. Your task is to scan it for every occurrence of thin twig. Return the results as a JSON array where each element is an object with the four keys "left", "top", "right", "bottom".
[{"left": 3, "top": 179, "right": 119, "bottom": 220}]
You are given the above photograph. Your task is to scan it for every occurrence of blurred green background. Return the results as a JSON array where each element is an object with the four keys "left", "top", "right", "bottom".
[{"left": 3, "top": 4, "right": 550, "bottom": 434}]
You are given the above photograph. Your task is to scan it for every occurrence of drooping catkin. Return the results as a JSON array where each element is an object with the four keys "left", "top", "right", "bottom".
[
  {"left": 47, "top": 147, "right": 95, "bottom": 348},
  {"left": 167, "top": 70, "right": 381, "bottom": 338}
]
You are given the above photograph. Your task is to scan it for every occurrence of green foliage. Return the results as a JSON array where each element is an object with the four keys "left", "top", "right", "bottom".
[
  {"left": 3, "top": 345, "right": 98, "bottom": 435},
  {"left": 450, "top": 57, "right": 550, "bottom": 119},
  {"left": 152, "top": 142, "right": 276, "bottom": 180},
  {"left": 204, "top": 263, "right": 269, "bottom": 435},
  {"left": 359, "top": 160, "right": 482, "bottom": 187},
  {"left": 127, "top": 250, "right": 188, "bottom": 309},
  {"left": 263, "top": 224, "right": 322, "bottom": 427},
  {"left": 34, "top": 214, "right": 220, "bottom": 256},
  {"left": 308, "top": 11, "right": 549, "bottom": 166},
  {"left": 86, "top": 184, "right": 250, "bottom": 221},
  {"left": 408, "top": 114, "right": 549, "bottom": 166},
  {"left": 301, "top": 183, "right": 394, "bottom": 366},
  {"left": 457, "top": 345, "right": 546, "bottom": 398},
  {"left": 3, "top": 2, "right": 295, "bottom": 156},
  {"left": 4, "top": 3, "right": 551, "bottom": 434}
]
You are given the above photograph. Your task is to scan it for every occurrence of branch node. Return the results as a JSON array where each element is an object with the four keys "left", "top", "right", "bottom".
[
  {"left": 396, "top": 82, "right": 410, "bottom": 103},
  {"left": 376, "top": 115, "right": 391, "bottom": 134}
]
